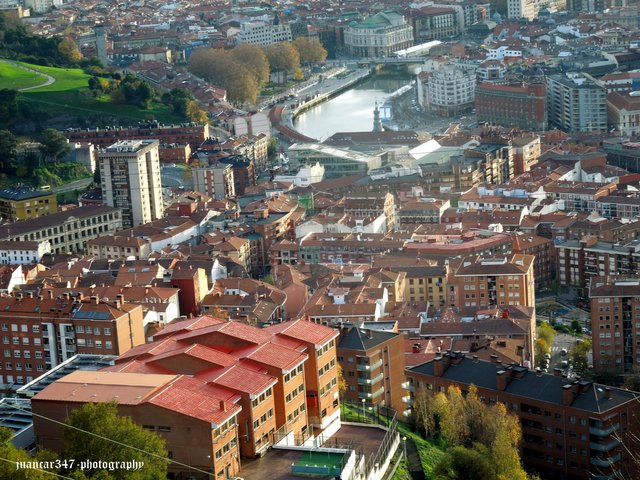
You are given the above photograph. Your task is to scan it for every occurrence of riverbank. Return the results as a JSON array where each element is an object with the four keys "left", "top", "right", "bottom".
[{"left": 289, "top": 68, "right": 371, "bottom": 120}]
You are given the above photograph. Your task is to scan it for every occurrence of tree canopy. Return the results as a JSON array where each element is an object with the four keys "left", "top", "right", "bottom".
[
  {"left": 414, "top": 385, "right": 534, "bottom": 480},
  {"left": 39, "top": 128, "right": 70, "bottom": 162},
  {"left": 62, "top": 401, "right": 168, "bottom": 480},
  {"left": 292, "top": 37, "right": 328, "bottom": 64},
  {"left": 0, "top": 427, "right": 57, "bottom": 480},
  {"left": 189, "top": 48, "right": 259, "bottom": 104}
]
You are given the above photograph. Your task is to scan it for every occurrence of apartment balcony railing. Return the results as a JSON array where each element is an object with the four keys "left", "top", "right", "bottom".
[{"left": 590, "top": 439, "right": 621, "bottom": 452}]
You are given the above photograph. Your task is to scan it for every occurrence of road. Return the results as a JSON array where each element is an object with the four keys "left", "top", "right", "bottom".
[{"left": 52, "top": 178, "right": 92, "bottom": 193}]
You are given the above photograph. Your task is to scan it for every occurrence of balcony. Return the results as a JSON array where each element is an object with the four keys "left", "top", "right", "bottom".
[
  {"left": 370, "top": 373, "right": 384, "bottom": 385},
  {"left": 591, "top": 471, "right": 621, "bottom": 480},
  {"left": 357, "top": 377, "right": 371, "bottom": 385},
  {"left": 371, "top": 387, "right": 385, "bottom": 399},
  {"left": 356, "top": 359, "right": 383, "bottom": 371},
  {"left": 589, "top": 423, "right": 620, "bottom": 437},
  {"left": 591, "top": 453, "right": 621, "bottom": 468},
  {"left": 358, "top": 391, "right": 372, "bottom": 399},
  {"left": 590, "top": 439, "right": 621, "bottom": 452},
  {"left": 402, "top": 395, "right": 412, "bottom": 404},
  {"left": 401, "top": 381, "right": 415, "bottom": 392}
]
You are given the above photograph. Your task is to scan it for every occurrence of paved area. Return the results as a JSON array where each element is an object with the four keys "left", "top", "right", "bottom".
[
  {"left": 242, "top": 450, "right": 330, "bottom": 480},
  {"left": 242, "top": 424, "right": 387, "bottom": 480}
]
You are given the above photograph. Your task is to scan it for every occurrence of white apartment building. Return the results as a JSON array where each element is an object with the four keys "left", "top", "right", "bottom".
[
  {"left": 418, "top": 64, "right": 476, "bottom": 116},
  {"left": 0, "top": 240, "right": 51, "bottom": 265},
  {"left": 344, "top": 10, "right": 413, "bottom": 58},
  {"left": 507, "top": 0, "right": 536, "bottom": 20},
  {"left": 99, "top": 140, "right": 164, "bottom": 228},
  {"left": 0, "top": 205, "right": 122, "bottom": 254},
  {"left": 236, "top": 21, "right": 292, "bottom": 46},
  {"left": 193, "top": 164, "right": 236, "bottom": 200},
  {"left": 547, "top": 73, "right": 607, "bottom": 133}
]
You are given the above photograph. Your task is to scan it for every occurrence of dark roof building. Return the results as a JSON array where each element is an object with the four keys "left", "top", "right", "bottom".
[{"left": 406, "top": 352, "right": 640, "bottom": 479}]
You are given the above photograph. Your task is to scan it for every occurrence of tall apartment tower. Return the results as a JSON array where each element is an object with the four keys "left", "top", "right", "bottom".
[
  {"left": 99, "top": 140, "right": 163, "bottom": 228},
  {"left": 590, "top": 277, "right": 640, "bottom": 374},
  {"left": 547, "top": 73, "right": 607, "bottom": 133},
  {"left": 192, "top": 164, "right": 235, "bottom": 200}
]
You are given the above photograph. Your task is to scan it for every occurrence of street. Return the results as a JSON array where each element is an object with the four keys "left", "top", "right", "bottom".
[{"left": 51, "top": 178, "right": 93, "bottom": 193}]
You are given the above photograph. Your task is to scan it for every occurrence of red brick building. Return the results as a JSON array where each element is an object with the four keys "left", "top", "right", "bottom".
[
  {"left": 337, "top": 327, "right": 406, "bottom": 414},
  {"left": 0, "top": 294, "right": 145, "bottom": 388},
  {"left": 475, "top": 82, "right": 547, "bottom": 131}
]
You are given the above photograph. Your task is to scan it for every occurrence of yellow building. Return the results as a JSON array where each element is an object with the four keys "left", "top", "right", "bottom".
[{"left": 0, "top": 188, "right": 57, "bottom": 221}]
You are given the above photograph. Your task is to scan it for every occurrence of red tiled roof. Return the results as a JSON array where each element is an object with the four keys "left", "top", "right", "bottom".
[
  {"left": 147, "top": 376, "right": 241, "bottom": 425},
  {"left": 153, "top": 315, "right": 226, "bottom": 339},
  {"left": 266, "top": 319, "right": 339, "bottom": 347},
  {"left": 202, "top": 364, "right": 277, "bottom": 396},
  {"left": 244, "top": 342, "right": 308, "bottom": 372}
]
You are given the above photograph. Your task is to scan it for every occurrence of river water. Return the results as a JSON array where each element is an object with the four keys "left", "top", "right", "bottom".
[{"left": 293, "top": 73, "right": 413, "bottom": 141}]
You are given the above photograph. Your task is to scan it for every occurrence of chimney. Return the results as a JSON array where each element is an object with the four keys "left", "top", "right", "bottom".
[
  {"left": 47, "top": 290, "right": 53, "bottom": 299},
  {"left": 114, "top": 299, "right": 122, "bottom": 309},
  {"left": 472, "top": 355, "right": 479, "bottom": 363},
  {"left": 562, "top": 384, "right": 574, "bottom": 406},
  {"left": 433, "top": 356, "right": 446, "bottom": 377},
  {"left": 77, "top": 292, "right": 84, "bottom": 301},
  {"left": 490, "top": 354, "right": 498, "bottom": 364},
  {"left": 116, "top": 293, "right": 125, "bottom": 302},
  {"left": 496, "top": 370, "right": 507, "bottom": 391},
  {"left": 63, "top": 292, "right": 70, "bottom": 300},
  {"left": 15, "top": 293, "right": 23, "bottom": 301},
  {"left": 412, "top": 343, "right": 421, "bottom": 354},
  {"left": 27, "top": 292, "right": 34, "bottom": 299},
  {"left": 605, "top": 387, "right": 611, "bottom": 400},
  {"left": 90, "top": 295, "right": 99, "bottom": 305},
  {"left": 219, "top": 400, "right": 227, "bottom": 412}
]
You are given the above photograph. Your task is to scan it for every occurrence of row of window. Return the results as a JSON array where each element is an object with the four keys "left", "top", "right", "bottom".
[
  {"left": 251, "top": 387, "right": 273, "bottom": 408},
  {"left": 285, "top": 384, "right": 305, "bottom": 403},
  {"left": 76, "top": 326, "right": 112, "bottom": 336},
  {"left": 4, "top": 362, "right": 44, "bottom": 371},
  {"left": 252, "top": 408, "right": 274, "bottom": 430},
  {"left": 77, "top": 339, "right": 112, "bottom": 349},
  {"left": 3, "top": 350, "right": 42, "bottom": 359},
  {"left": 319, "top": 377, "right": 337, "bottom": 396},
  {"left": 3, "top": 337, "right": 38, "bottom": 346},
  {"left": 284, "top": 363, "right": 304, "bottom": 383},
  {"left": 286, "top": 403, "right": 306, "bottom": 423},
  {"left": 318, "top": 358, "right": 336, "bottom": 377}
]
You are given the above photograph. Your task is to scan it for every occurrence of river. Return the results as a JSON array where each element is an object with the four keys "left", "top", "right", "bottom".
[{"left": 293, "top": 73, "right": 414, "bottom": 141}]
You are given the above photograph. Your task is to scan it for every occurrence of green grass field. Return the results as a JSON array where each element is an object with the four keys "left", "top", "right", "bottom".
[
  {"left": 0, "top": 61, "right": 48, "bottom": 90},
  {"left": 15, "top": 61, "right": 182, "bottom": 123}
]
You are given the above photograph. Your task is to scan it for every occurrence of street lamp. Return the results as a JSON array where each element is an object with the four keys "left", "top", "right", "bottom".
[
  {"left": 361, "top": 398, "right": 366, "bottom": 422},
  {"left": 402, "top": 436, "right": 407, "bottom": 461}
]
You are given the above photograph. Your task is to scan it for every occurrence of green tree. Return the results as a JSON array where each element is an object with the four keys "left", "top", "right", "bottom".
[
  {"left": 292, "top": 37, "right": 328, "bottom": 64},
  {"left": 570, "top": 338, "right": 592, "bottom": 378},
  {"left": 0, "top": 88, "right": 19, "bottom": 127},
  {"left": 264, "top": 43, "right": 300, "bottom": 83},
  {"left": 434, "top": 444, "right": 496, "bottom": 480},
  {"left": 39, "top": 128, "right": 70, "bottom": 162},
  {"left": 58, "top": 36, "right": 82, "bottom": 63},
  {"left": 231, "top": 43, "right": 270, "bottom": 86},
  {"left": 0, "top": 427, "right": 58, "bottom": 479},
  {"left": 571, "top": 320, "right": 582, "bottom": 334},
  {"left": 0, "top": 129, "right": 17, "bottom": 171},
  {"left": 186, "top": 100, "right": 208, "bottom": 123},
  {"left": 63, "top": 402, "right": 168, "bottom": 480}
]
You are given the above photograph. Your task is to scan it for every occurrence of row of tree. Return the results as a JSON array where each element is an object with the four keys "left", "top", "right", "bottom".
[
  {"left": 189, "top": 38, "right": 328, "bottom": 104},
  {"left": 414, "top": 385, "right": 538, "bottom": 480},
  {"left": 0, "top": 12, "right": 88, "bottom": 68}
]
